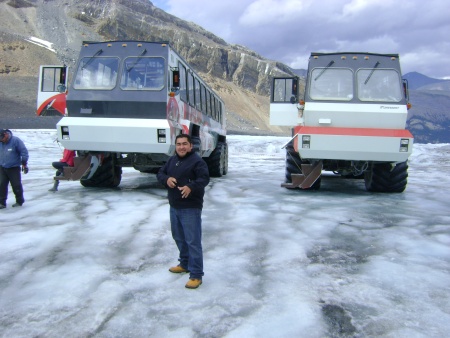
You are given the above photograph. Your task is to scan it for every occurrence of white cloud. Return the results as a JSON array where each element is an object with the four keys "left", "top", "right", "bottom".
[
  {"left": 335, "top": 36, "right": 399, "bottom": 54},
  {"left": 239, "top": 0, "right": 307, "bottom": 26},
  {"left": 341, "top": 0, "right": 393, "bottom": 16}
]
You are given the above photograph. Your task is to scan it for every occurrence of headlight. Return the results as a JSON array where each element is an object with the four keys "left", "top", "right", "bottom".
[
  {"left": 61, "top": 126, "right": 70, "bottom": 140},
  {"left": 302, "top": 135, "right": 311, "bottom": 148},
  {"left": 399, "top": 138, "right": 409, "bottom": 152},
  {"left": 158, "top": 129, "right": 166, "bottom": 143}
]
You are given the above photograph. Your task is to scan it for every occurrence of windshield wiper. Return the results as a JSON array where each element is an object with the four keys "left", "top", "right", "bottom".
[
  {"left": 314, "top": 60, "right": 335, "bottom": 81},
  {"left": 127, "top": 49, "right": 147, "bottom": 73},
  {"left": 364, "top": 61, "right": 380, "bottom": 84},
  {"left": 81, "top": 49, "right": 103, "bottom": 70}
]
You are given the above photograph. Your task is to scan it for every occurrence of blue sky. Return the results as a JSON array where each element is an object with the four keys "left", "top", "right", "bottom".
[{"left": 150, "top": 0, "right": 450, "bottom": 79}]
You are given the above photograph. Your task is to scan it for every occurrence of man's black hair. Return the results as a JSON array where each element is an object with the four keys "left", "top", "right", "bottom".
[{"left": 176, "top": 133, "right": 192, "bottom": 144}]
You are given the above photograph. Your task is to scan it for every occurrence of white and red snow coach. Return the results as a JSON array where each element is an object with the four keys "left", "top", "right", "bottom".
[
  {"left": 270, "top": 52, "right": 413, "bottom": 192},
  {"left": 39, "top": 41, "right": 227, "bottom": 187}
]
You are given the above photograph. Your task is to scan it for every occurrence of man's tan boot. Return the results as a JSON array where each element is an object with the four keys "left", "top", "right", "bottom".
[
  {"left": 169, "top": 265, "right": 189, "bottom": 273},
  {"left": 185, "top": 279, "right": 202, "bottom": 289}
]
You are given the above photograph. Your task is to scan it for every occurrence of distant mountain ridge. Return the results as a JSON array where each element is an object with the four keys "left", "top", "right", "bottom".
[
  {"left": 401, "top": 72, "right": 450, "bottom": 143},
  {"left": 403, "top": 71, "right": 450, "bottom": 90}
]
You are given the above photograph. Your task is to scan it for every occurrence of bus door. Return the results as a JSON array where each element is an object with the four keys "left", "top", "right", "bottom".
[
  {"left": 37, "top": 65, "right": 68, "bottom": 116},
  {"left": 269, "top": 77, "right": 299, "bottom": 126}
]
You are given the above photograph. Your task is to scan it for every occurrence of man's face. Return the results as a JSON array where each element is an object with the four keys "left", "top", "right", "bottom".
[
  {"left": 175, "top": 137, "right": 192, "bottom": 158},
  {"left": 0, "top": 134, "right": 7, "bottom": 143}
]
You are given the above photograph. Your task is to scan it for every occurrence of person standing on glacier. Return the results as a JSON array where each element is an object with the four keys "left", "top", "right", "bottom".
[
  {"left": 157, "top": 134, "right": 209, "bottom": 289},
  {"left": 0, "top": 129, "right": 29, "bottom": 209}
]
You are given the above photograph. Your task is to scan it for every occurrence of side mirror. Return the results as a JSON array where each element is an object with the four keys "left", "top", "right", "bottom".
[
  {"left": 57, "top": 84, "right": 66, "bottom": 93},
  {"left": 292, "top": 78, "right": 298, "bottom": 95},
  {"left": 290, "top": 78, "right": 298, "bottom": 103},
  {"left": 402, "top": 79, "right": 409, "bottom": 101},
  {"left": 172, "top": 70, "right": 180, "bottom": 88}
]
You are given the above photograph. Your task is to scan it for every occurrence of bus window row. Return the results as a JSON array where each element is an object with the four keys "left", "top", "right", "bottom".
[{"left": 178, "top": 61, "right": 223, "bottom": 124}]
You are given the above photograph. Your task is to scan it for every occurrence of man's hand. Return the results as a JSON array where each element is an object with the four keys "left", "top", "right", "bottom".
[
  {"left": 167, "top": 177, "right": 177, "bottom": 188},
  {"left": 22, "top": 164, "right": 29, "bottom": 174},
  {"left": 178, "top": 186, "right": 191, "bottom": 198}
]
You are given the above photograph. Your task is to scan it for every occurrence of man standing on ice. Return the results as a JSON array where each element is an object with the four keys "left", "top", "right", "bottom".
[
  {"left": 0, "top": 129, "right": 29, "bottom": 209},
  {"left": 157, "top": 134, "right": 209, "bottom": 289}
]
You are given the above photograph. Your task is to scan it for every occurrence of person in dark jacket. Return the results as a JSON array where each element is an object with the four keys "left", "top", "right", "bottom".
[
  {"left": 0, "top": 129, "right": 29, "bottom": 209},
  {"left": 157, "top": 134, "right": 210, "bottom": 289}
]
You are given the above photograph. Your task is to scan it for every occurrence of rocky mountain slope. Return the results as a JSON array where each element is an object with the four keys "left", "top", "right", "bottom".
[
  {"left": 0, "top": 0, "right": 449, "bottom": 142},
  {"left": 402, "top": 73, "right": 450, "bottom": 143}
]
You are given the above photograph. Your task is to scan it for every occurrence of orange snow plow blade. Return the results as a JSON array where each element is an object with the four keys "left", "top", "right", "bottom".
[{"left": 281, "top": 161, "right": 323, "bottom": 189}]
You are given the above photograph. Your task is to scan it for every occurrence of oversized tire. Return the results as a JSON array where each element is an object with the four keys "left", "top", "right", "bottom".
[
  {"left": 285, "top": 141, "right": 302, "bottom": 182},
  {"left": 206, "top": 142, "right": 228, "bottom": 177},
  {"left": 191, "top": 136, "right": 201, "bottom": 155},
  {"left": 222, "top": 142, "right": 228, "bottom": 175},
  {"left": 285, "top": 141, "right": 321, "bottom": 190},
  {"left": 364, "top": 161, "right": 408, "bottom": 193},
  {"left": 80, "top": 156, "right": 122, "bottom": 188}
]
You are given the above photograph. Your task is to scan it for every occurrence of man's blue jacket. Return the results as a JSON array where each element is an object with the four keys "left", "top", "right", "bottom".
[
  {"left": 0, "top": 130, "right": 29, "bottom": 168},
  {"left": 157, "top": 151, "right": 209, "bottom": 209}
]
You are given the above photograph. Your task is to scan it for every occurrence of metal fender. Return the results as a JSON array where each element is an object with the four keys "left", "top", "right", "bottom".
[{"left": 37, "top": 93, "right": 66, "bottom": 116}]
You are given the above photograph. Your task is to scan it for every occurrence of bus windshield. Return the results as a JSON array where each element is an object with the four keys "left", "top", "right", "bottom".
[
  {"left": 357, "top": 69, "right": 402, "bottom": 102},
  {"left": 120, "top": 57, "right": 165, "bottom": 91},
  {"left": 73, "top": 57, "right": 119, "bottom": 90},
  {"left": 309, "top": 68, "right": 353, "bottom": 101}
]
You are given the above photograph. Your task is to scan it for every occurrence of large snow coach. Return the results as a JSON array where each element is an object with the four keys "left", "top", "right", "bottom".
[
  {"left": 270, "top": 52, "right": 413, "bottom": 192},
  {"left": 47, "top": 40, "right": 227, "bottom": 188}
]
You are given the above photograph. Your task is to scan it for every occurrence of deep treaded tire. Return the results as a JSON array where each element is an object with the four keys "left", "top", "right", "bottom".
[
  {"left": 285, "top": 141, "right": 302, "bottom": 182},
  {"left": 364, "top": 161, "right": 408, "bottom": 193},
  {"left": 80, "top": 156, "right": 122, "bottom": 188},
  {"left": 191, "top": 136, "right": 201, "bottom": 155},
  {"left": 206, "top": 142, "right": 228, "bottom": 177},
  {"left": 222, "top": 142, "right": 228, "bottom": 175}
]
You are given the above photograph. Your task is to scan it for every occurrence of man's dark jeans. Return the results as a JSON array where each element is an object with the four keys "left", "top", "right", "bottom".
[
  {"left": 170, "top": 207, "right": 204, "bottom": 280},
  {"left": 0, "top": 166, "right": 24, "bottom": 206}
]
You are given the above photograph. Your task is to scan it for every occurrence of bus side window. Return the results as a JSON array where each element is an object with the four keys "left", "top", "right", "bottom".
[
  {"left": 210, "top": 93, "right": 215, "bottom": 119},
  {"left": 195, "top": 78, "right": 201, "bottom": 111},
  {"left": 177, "top": 62, "right": 187, "bottom": 102},
  {"left": 201, "top": 85, "right": 207, "bottom": 114},
  {"left": 42, "top": 67, "right": 62, "bottom": 92},
  {"left": 188, "top": 72, "right": 195, "bottom": 107},
  {"left": 273, "top": 78, "right": 286, "bottom": 102}
]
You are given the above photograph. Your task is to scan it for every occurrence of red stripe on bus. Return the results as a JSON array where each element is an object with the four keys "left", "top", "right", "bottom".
[{"left": 294, "top": 126, "right": 413, "bottom": 138}]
